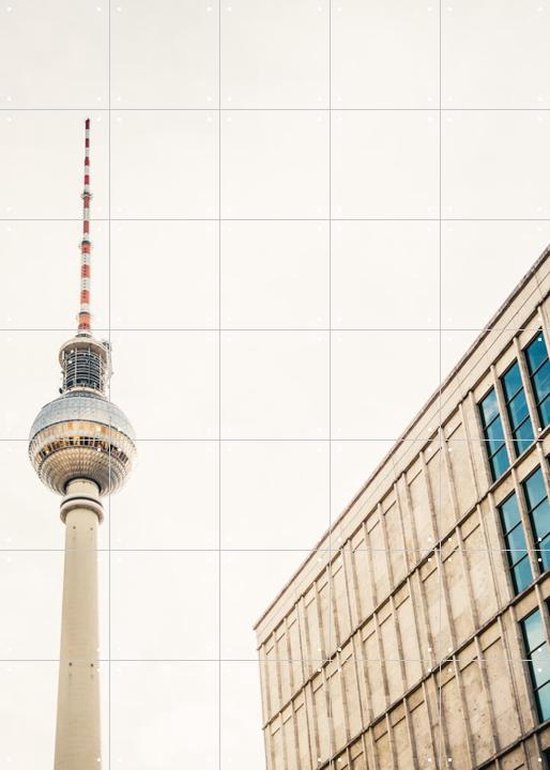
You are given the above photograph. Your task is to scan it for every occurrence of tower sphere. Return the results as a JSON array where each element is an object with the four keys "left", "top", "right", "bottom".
[
  {"left": 29, "top": 390, "right": 136, "bottom": 497},
  {"left": 29, "top": 336, "right": 136, "bottom": 497}
]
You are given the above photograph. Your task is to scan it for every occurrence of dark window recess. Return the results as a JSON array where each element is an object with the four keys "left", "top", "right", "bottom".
[
  {"left": 501, "top": 361, "right": 534, "bottom": 457},
  {"left": 479, "top": 388, "right": 510, "bottom": 481},
  {"left": 498, "top": 493, "right": 533, "bottom": 594},
  {"left": 523, "top": 467, "right": 550, "bottom": 573},
  {"left": 525, "top": 332, "right": 550, "bottom": 429},
  {"left": 63, "top": 347, "right": 105, "bottom": 391},
  {"left": 520, "top": 608, "right": 550, "bottom": 722}
]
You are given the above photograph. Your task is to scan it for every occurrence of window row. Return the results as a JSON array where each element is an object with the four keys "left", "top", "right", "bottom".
[
  {"left": 36, "top": 436, "right": 130, "bottom": 465},
  {"left": 479, "top": 331, "right": 550, "bottom": 481},
  {"left": 479, "top": 331, "right": 550, "bottom": 482}
]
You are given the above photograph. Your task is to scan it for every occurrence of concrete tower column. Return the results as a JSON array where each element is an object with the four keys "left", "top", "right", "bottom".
[{"left": 54, "top": 479, "right": 103, "bottom": 770}]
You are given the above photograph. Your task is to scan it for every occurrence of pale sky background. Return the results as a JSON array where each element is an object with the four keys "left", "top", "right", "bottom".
[{"left": 1, "top": 0, "right": 550, "bottom": 767}]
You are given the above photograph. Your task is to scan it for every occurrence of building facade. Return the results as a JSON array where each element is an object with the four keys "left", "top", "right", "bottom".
[{"left": 255, "top": 247, "right": 550, "bottom": 770}]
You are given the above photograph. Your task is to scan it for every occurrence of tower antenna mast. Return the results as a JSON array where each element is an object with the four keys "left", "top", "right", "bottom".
[{"left": 78, "top": 117, "right": 92, "bottom": 336}]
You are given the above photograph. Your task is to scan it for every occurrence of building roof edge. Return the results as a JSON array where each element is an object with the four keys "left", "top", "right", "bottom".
[{"left": 253, "top": 241, "right": 550, "bottom": 633}]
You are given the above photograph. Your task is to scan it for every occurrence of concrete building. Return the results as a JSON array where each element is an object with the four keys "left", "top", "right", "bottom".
[
  {"left": 255, "top": 247, "right": 550, "bottom": 769},
  {"left": 28, "top": 120, "right": 136, "bottom": 769}
]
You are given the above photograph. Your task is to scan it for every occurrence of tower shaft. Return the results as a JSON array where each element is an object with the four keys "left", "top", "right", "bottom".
[{"left": 54, "top": 480, "right": 102, "bottom": 770}]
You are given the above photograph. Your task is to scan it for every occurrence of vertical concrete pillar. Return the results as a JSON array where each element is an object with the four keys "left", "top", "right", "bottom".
[{"left": 54, "top": 479, "right": 103, "bottom": 770}]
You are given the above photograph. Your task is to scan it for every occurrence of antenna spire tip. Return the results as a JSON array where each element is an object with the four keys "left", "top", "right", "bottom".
[{"left": 78, "top": 119, "right": 92, "bottom": 335}]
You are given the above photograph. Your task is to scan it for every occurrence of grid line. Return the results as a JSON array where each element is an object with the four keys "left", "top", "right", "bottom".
[
  {"left": 3, "top": 106, "right": 550, "bottom": 111},
  {"left": 0, "top": 656, "right": 537, "bottom": 664},
  {"left": 218, "top": 1, "right": 223, "bottom": 765},
  {"left": 107, "top": 0, "right": 112, "bottom": 765},
  {"left": 3, "top": 216, "right": 550, "bottom": 221},
  {"left": 0, "top": 326, "right": 544, "bottom": 331},
  {"left": 3, "top": 436, "right": 550, "bottom": 442},
  {"left": 326, "top": 0, "right": 335, "bottom": 764},
  {"left": 437, "top": 1, "right": 445, "bottom": 766}
]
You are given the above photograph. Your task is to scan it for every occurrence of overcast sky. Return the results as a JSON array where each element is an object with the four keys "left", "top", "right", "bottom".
[{"left": 1, "top": 1, "right": 550, "bottom": 767}]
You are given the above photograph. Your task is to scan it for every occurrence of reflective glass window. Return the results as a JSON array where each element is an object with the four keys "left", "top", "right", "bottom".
[
  {"left": 479, "top": 388, "right": 510, "bottom": 481},
  {"left": 501, "top": 361, "right": 534, "bottom": 457},
  {"left": 498, "top": 493, "right": 533, "bottom": 594},
  {"left": 520, "top": 609, "right": 550, "bottom": 722},
  {"left": 525, "top": 333, "right": 550, "bottom": 429}
]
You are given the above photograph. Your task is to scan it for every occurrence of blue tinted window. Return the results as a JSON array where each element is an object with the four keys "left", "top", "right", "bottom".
[
  {"left": 491, "top": 447, "right": 510, "bottom": 478},
  {"left": 526, "top": 335, "right": 548, "bottom": 374},
  {"left": 507, "top": 524, "right": 528, "bottom": 554},
  {"left": 531, "top": 500, "right": 550, "bottom": 572},
  {"left": 541, "top": 396, "right": 550, "bottom": 428},
  {"left": 524, "top": 468, "right": 547, "bottom": 509},
  {"left": 513, "top": 557, "right": 533, "bottom": 593},
  {"left": 521, "top": 609, "right": 550, "bottom": 722},
  {"left": 531, "top": 646, "right": 550, "bottom": 688},
  {"left": 537, "top": 681, "right": 550, "bottom": 723},
  {"left": 531, "top": 500, "right": 550, "bottom": 532},
  {"left": 525, "top": 333, "right": 550, "bottom": 429},
  {"left": 523, "top": 468, "right": 550, "bottom": 577},
  {"left": 500, "top": 495, "right": 521, "bottom": 531},
  {"left": 479, "top": 387, "right": 510, "bottom": 481},
  {"left": 502, "top": 363, "right": 523, "bottom": 400},
  {"left": 515, "top": 421, "right": 535, "bottom": 454},
  {"left": 534, "top": 361, "right": 550, "bottom": 398},
  {"left": 501, "top": 362, "right": 534, "bottom": 458},
  {"left": 507, "top": 392, "right": 529, "bottom": 426},
  {"left": 486, "top": 420, "right": 505, "bottom": 453},
  {"left": 480, "top": 390, "right": 499, "bottom": 425},
  {"left": 499, "top": 493, "right": 533, "bottom": 595},
  {"left": 523, "top": 609, "right": 545, "bottom": 649}
]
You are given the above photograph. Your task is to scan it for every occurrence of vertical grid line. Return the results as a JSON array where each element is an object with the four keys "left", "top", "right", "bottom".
[
  {"left": 107, "top": 2, "right": 112, "bottom": 767},
  {"left": 327, "top": 0, "right": 334, "bottom": 766},
  {"left": 437, "top": 1, "right": 444, "bottom": 768},
  {"left": 218, "top": 2, "right": 223, "bottom": 768}
]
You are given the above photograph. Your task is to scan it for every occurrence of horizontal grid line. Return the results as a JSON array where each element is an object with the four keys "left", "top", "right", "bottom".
[
  {"left": 0, "top": 656, "right": 537, "bottom": 664},
  {"left": 0, "top": 326, "right": 543, "bottom": 333},
  {"left": 0, "top": 547, "right": 548, "bottom": 554},
  {"left": 2, "top": 437, "right": 549, "bottom": 442},
  {"left": 3, "top": 107, "right": 550, "bottom": 112},
  {"left": 3, "top": 217, "right": 550, "bottom": 222}
]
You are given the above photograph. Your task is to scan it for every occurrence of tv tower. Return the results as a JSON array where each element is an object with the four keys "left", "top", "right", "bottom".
[{"left": 28, "top": 119, "right": 136, "bottom": 769}]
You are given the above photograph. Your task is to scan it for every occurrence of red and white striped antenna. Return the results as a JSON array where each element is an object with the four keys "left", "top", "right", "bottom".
[{"left": 77, "top": 117, "right": 92, "bottom": 335}]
